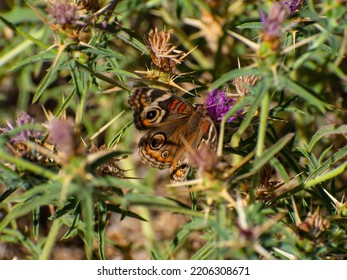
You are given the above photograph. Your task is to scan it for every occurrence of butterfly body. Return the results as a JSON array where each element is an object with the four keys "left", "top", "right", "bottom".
[{"left": 128, "top": 88, "right": 217, "bottom": 182}]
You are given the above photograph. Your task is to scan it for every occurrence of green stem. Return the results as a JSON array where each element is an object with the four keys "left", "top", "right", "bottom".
[
  {"left": 39, "top": 218, "right": 62, "bottom": 260},
  {"left": 138, "top": 206, "right": 156, "bottom": 253},
  {"left": 256, "top": 91, "right": 270, "bottom": 158},
  {"left": 216, "top": 202, "right": 227, "bottom": 260},
  {"left": 231, "top": 133, "right": 242, "bottom": 165},
  {"left": 217, "top": 119, "right": 225, "bottom": 157},
  {"left": 251, "top": 90, "right": 270, "bottom": 203}
]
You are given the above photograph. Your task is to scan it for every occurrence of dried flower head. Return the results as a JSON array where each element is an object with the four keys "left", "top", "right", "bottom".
[
  {"left": 86, "top": 144, "right": 127, "bottom": 178},
  {"left": 232, "top": 75, "right": 258, "bottom": 98},
  {"left": 47, "top": 0, "right": 77, "bottom": 28},
  {"left": 298, "top": 209, "right": 330, "bottom": 237},
  {"left": 283, "top": 0, "right": 305, "bottom": 15},
  {"left": 145, "top": 28, "right": 187, "bottom": 73},
  {"left": 260, "top": 3, "right": 289, "bottom": 40},
  {"left": 206, "top": 89, "right": 237, "bottom": 123}
]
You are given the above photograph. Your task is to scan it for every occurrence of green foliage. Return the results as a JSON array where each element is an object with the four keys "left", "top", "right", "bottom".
[{"left": 0, "top": 0, "right": 346, "bottom": 260}]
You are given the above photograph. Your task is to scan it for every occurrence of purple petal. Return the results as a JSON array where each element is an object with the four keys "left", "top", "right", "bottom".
[
  {"left": 260, "top": 3, "right": 289, "bottom": 37},
  {"left": 206, "top": 89, "right": 236, "bottom": 123}
]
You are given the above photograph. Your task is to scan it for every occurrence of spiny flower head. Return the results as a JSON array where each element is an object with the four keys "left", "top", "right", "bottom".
[
  {"left": 47, "top": 0, "right": 77, "bottom": 28},
  {"left": 232, "top": 75, "right": 258, "bottom": 98},
  {"left": 206, "top": 89, "right": 237, "bottom": 123},
  {"left": 283, "top": 0, "right": 305, "bottom": 15},
  {"left": 298, "top": 209, "right": 330, "bottom": 238},
  {"left": 0, "top": 112, "right": 45, "bottom": 161},
  {"left": 260, "top": 2, "right": 289, "bottom": 40},
  {"left": 0, "top": 112, "right": 42, "bottom": 144}
]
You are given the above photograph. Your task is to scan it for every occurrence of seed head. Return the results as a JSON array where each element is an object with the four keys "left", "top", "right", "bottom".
[
  {"left": 232, "top": 75, "right": 258, "bottom": 98},
  {"left": 145, "top": 28, "right": 187, "bottom": 73}
]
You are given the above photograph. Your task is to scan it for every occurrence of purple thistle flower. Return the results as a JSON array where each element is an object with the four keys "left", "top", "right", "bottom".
[
  {"left": 47, "top": 0, "right": 77, "bottom": 27},
  {"left": 283, "top": 0, "right": 305, "bottom": 15},
  {"left": 0, "top": 112, "right": 41, "bottom": 143},
  {"left": 206, "top": 89, "right": 237, "bottom": 123},
  {"left": 260, "top": 2, "right": 289, "bottom": 38},
  {"left": 48, "top": 118, "right": 75, "bottom": 159}
]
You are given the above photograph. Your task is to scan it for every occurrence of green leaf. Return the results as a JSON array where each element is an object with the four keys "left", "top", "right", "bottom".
[
  {"left": 84, "top": 47, "right": 125, "bottom": 60},
  {"left": 165, "top": 218, "right": 212, "bottom": 259},
  {"left": 320, "top": 43, "right": 341, "bottom": 57},
  {"left": 122, "top": 193, "right": 204, "bottom": 217},
  {"left": 304, "top": 160, "right": 347, "bottom": 188},
  {"left": 110, "top": 67, "right": 140, "bottom": 79},
  {"left": 106, "top": 204, "right": 147, "bottom": 221},
  {"left": 223, "top": 94, "right": 253, "bottom": 122},
  {"left": 298, "top": 146, "right": 317, "bottom": 169},
  {"left": 80, "top": 188, "right": 94, "bottom": 260},
  {"left": 279, "top": 76, "right": 327, "bottom": 112},
  {"left": 115, "top": 29, "right": 148, "bottom": 54},
  {"left": 236, "top": 80, "right": 267, "bottom": 135},
  {"left": 0, "top": 16, "right": 49, "bottom": 50},
  {"left": 191, "top": 235, "right": 216, "bottom": 260},
  {"left": 270, "top": 157, "right": 290, "bottom": 182},
  {"left": 10, "top": 50, "right": 56, "bottom": 71},
  {"left": 97, "top": 201, "right": 107, "bottom": 260},
  {"left": 61, "top": 205, "right": 81, "bottom": 240},
  {"left": 237, "top": 22, "right": 263, "bottom": 29},
  {"left": 239, "top": 133, "right": 294, "bottom": 179},
  {"left": 0, "top": 163, "right": 27, "bottom": 202},
  {"left": 50, "top": 199, "right": 80, "bottom": 220},
  {"left": 0, "top": 182, "right": 79, "bottom": 232},
  {"left": 33, "top": 208, "right": 40, "bottom": 240},
  {"left": 308, "top": 145, "right": 347, "bottom": 180},
  {"left": 317, "top": 145, "right": 333, "bottom": 165},
  {"left": 32, "top": 51, "right": 68, "bottom": 103},
  {"left": 1, "top": 228, "right": 42, "bottom": 259},
  {"left": 0, "top": 7, "right": 39, "bottom": 25},
  {"left": 1, "top": 123, "right": 43, "bottom": 139},
  {"left": 308, "top": 125, "right": 347, "bottom": 152},
  {"left": 55, "top": 88, "right": 75, "bottom": 116},
  {"left": 108, "top": 121, "right": 133, "bottom": 147},
  {"left": 251, "top": 133, "right": 294, "bottom": 171},
  {"left": 39, "top": 218, "right": 63, "bottom": 260}
]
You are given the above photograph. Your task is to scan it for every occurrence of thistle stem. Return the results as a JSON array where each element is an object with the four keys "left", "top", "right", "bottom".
[{"left": 256, "top": 91, "right": 270, "bottom": 158}]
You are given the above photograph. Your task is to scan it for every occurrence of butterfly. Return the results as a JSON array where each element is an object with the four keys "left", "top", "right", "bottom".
[{"left": 128, "top": 88, "right": 217, "bottom": 183}]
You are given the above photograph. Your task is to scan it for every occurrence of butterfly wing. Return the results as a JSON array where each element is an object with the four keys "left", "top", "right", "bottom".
[
  {"left": 128, "top": 88, "right": 194, "bottom": 130},
  {"left": 129, "top": 88, "right": 193, "bottom": 169},
  {"left": 169, "top": 109, "right": 218, "bottom": 182},
  {"left": 138, "top": 124, "right": 183, "bottom": 169},
  {"left": 128, "top": 87, "right": 218, "bottom": 183}
]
